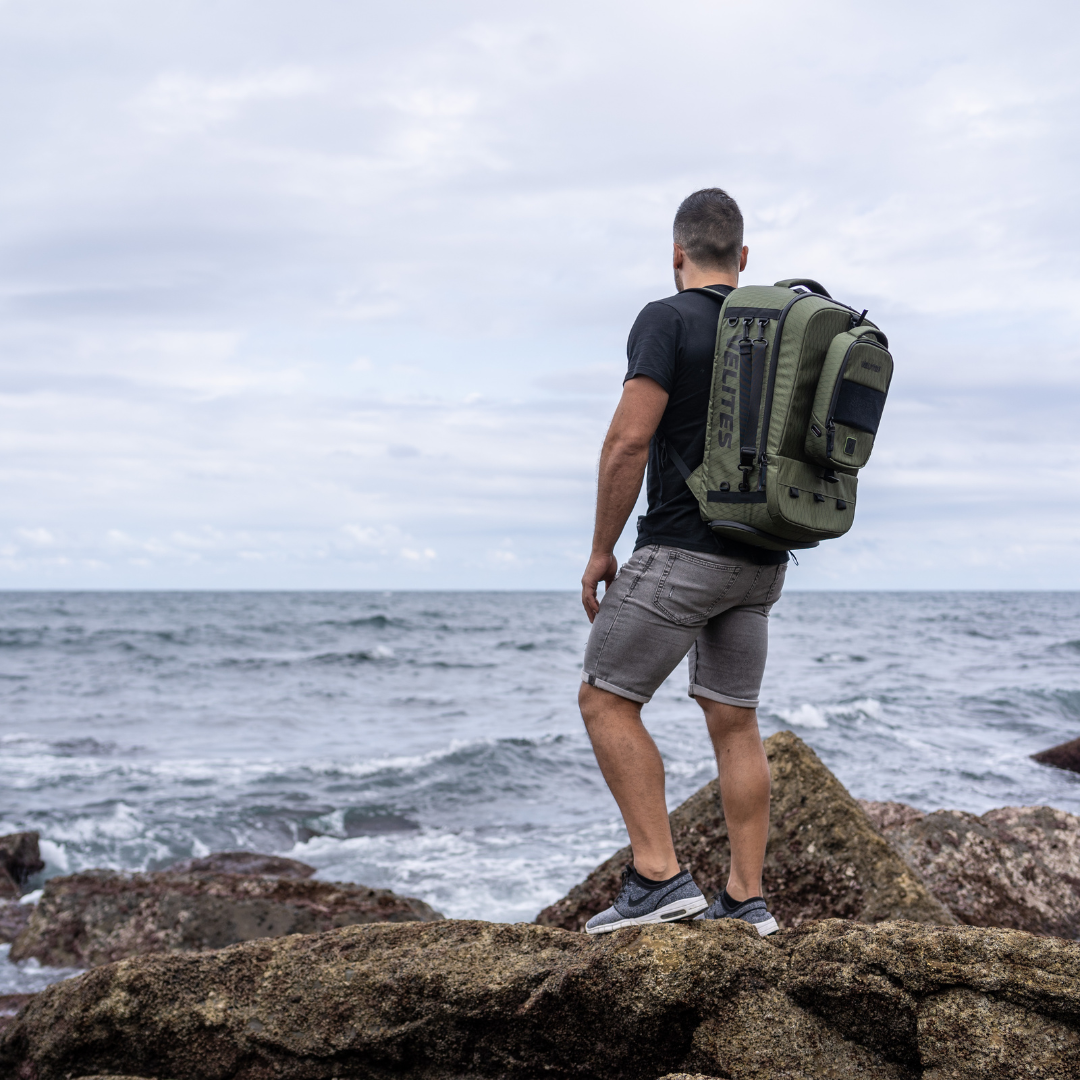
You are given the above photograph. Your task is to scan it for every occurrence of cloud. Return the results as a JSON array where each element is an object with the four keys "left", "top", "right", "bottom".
[
  {"left": 134, "top": 67, "right": 324, "bottom": 135},
  {"left": 0, "top": 0, "right": 1078, "bottom": 587}
]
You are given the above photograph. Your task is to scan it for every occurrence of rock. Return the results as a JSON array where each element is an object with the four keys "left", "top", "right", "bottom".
[
  {"left": 2, "top": 918, "right": 1079, "bottom": 1079},
  {"left": 1032, "top": 735, "right": 1080, "bottom": 774},
  {"left": 162, "top": 851, "right": 315, "bottom": 879},
  {"left": 10, "top": 870, "right": 443, "bottom": 968},
  {"left": 0, "top": 833, "right": 44, "bottom": 899},
  {"left": 537, "top": 731, "right": 953, "bottom": 931},
  {"left": 861, "top": 800, "right": 1080, "bottom": 939},
  {"left": 0, "top": 995, "right": 36, "bottom": 1038},
  {"left": 0, "top": 899, "right": 33, "bottom": 944}
]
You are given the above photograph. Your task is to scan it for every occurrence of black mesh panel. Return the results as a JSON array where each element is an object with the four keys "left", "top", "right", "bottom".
[{"left": 834, "top": 380, "right": 886, "bottom": 434}]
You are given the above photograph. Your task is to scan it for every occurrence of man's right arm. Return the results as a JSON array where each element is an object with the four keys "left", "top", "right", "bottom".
[{"left": 581, "top": 375, "right": 669, "bottom": 622}]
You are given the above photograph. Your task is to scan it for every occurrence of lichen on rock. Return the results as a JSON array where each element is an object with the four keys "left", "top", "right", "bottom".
[
  {"left": 861, "top": 800, "right": 1080, "bottom": 938},
  {"left": 2, "top": 918, "right": 1078, "bottom": 1080}
]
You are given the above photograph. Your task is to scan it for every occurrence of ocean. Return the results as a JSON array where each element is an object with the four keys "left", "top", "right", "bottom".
[{"left": 2, "top": 589, "right": 1079, "bottom": 993}]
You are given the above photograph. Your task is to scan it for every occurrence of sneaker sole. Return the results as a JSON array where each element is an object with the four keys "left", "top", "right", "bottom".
[
  {"left": 585, "top": 894, "right": 708, "bottom": 935},
  {"left": 692, "top": 912, "right": 780, "bottom": 936}
]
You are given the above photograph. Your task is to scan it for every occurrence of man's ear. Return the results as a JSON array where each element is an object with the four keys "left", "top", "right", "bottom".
[
  {"left": 739, "top": 246, "right": 749, "bottom": 272},
  {"left": 673, "top": 243, "right": 686, "bottom": 269}
]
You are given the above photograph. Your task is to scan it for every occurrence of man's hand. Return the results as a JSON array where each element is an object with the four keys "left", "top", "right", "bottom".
[{"left": 581, "top": 551, "right": 619, "bottom": 622}]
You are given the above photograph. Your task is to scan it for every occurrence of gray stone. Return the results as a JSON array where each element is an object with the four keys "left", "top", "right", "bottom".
[
  {"left": 10, "top": 869, "right": 443, "bottom": 968},
  {"left": 860, "top": 800, "right": 1080, "bottom": 939},
  {"left": 162, "top": 852, "right": 315, "bottom": 879},
  {"left": 0, "top": 833, "right": 44, "bottom": 899},
  {"left": 1031, "top": 735, "right": 1080, "bottom": 775},
  {"left": 2, "top": 918, "right": 1079, "bottom": 1079},
  {"left": 0, "top": 899, "right": 33, "bottom": 944}
]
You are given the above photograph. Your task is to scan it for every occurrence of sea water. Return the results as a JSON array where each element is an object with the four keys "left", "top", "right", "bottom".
[{"left": 2, "top": 590, "right": 1079, "bottom": 992}]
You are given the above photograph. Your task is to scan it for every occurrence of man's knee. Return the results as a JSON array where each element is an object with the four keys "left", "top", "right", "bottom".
[
  {"left": 696, "top": 696, "right": 759, "bottom": 734},
  {"left": 579, "top": 681, "right": 641, "bottom": 730}
]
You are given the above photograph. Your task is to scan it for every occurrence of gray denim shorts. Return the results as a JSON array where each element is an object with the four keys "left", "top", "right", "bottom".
[{"left": 581, "top": 544, "right": 786, "bottom": 708}]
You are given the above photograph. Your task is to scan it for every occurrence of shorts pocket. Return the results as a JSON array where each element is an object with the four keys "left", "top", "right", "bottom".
[{"left": 652, "top": 551, "right": 740, "bottom": 625}]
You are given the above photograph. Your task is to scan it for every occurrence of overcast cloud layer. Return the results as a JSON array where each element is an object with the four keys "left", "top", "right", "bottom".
[{"left": 2, "top": 0, "right": 1079, "bottom": 589}]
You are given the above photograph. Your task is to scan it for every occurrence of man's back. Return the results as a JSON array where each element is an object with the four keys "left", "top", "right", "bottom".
[{"left": 626, "top": 286, "right": 786, "bottom": 565}]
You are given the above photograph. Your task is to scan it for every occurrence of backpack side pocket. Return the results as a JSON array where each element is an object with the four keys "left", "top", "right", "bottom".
[{"left": 804, "top": 327, "right": 893, "bottom": 468}]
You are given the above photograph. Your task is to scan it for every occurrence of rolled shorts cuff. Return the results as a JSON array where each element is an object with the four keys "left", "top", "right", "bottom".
[
  {"left": 688, "top": 682, "right": 759, "bottom": 709},
  {"left": 581, "top": 670, "right": 651, "bottom": 704}
]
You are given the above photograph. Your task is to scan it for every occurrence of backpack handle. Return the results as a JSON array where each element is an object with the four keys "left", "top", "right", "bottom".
[{"left": 774, "top": 278, "right": 832, "bottom": 298}]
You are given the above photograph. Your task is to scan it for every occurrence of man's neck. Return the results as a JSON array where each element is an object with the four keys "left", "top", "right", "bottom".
[{"left": 675, "top": 266, "right": 738, "bottom": 291}]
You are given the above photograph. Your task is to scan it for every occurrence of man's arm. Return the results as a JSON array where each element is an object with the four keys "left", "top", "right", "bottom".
[{"left": 581, "top": 375, "right": 669, "bottom": 621}]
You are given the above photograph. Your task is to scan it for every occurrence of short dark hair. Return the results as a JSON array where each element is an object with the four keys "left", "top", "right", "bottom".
[{"left": 673, "top": 188, "right": 744, "bottom": 272}]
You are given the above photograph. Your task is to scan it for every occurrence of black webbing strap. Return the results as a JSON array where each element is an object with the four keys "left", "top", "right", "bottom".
[
  {"left": 665, "top": 441, "right": 693, "bottom": 481},
  {"left": 738, "top": 319, "right": 767, "bottom": 490},
  {"left": 737, "top": 320, "right": 754, "bottom": 479}
]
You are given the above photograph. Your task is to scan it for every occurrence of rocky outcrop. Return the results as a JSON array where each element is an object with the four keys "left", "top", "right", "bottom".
[
  {"left": 0, "top": 833, "right": 44, "bottom": 899},
  {"left": 860, "top": 800, "right": 1080, "bottom": 939},
  {"left": 0, "top": 995, "right": 35, "bottom": 1038},
  {"left": 537, "top": 731, "right": 952, "bottom": 931},
  {"left": 0, "top": 899, "right": 33, "bottom": 943},
  {"left": 1032, "top": 735, "right": 1080, "bottom": 774},
  {"left": 3, "top": 918, "right": 1079, "bottom": 1079},
  {"left": 162, "top": 852, "right": 315, "bottom": 878},
  {"left": 10, "top": 870, "right": 443, "bottom": 968}
]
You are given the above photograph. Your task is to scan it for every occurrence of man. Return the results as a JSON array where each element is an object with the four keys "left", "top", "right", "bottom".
[{"left": 579, "top": 188, "right": 786, "bottom": 936}]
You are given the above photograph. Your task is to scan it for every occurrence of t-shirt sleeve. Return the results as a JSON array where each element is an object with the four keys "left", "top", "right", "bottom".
[{"left": 625, "top": 301, "right": 682, "bottom": 393}]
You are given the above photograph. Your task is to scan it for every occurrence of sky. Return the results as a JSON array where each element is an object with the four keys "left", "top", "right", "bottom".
[{"left": 1, "top": 0, "right": 1079, "bottom": 590}]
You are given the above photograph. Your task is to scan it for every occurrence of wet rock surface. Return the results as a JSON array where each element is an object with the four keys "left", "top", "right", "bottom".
[
  {"left": 3, "top": 918, "right": 1078, "bottom": 1080},
  {"left": 861, "top": 800, "right": 1080, "bottom": 939},
  {"left": 162, "top": 852, "right": 315, "bottom": 879},
  {"left": 10, "top": 870, "right": 443, "bottom": 968},
  {"left": 1031, "top": 734, "right": 1080, "bottom": 775},
  {"left": 0, "top": 995, "right": 36, "bottom": 1038},
  {"left": 0, "top": 833, "right": 44, "bottom": 900},
  {"left": 537, "top": 731, "right": 952, "bottom": 932},
  {"left": 0, "top": 899, "right": 33, "bottom": 944}
]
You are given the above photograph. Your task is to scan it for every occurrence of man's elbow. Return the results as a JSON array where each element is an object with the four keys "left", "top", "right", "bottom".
[{"left": 605, "top": 433, "right": 652, "bottom": 459}]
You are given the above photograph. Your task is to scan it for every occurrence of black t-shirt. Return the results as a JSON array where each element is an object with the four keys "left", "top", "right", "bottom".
[{"left": 625, "top": 285, "right": 788, "bottom": 565}]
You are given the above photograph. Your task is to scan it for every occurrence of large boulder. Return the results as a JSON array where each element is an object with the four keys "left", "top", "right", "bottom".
[
  {"left": 162, "top": 852, "right": 315, "bottom": 879},
  {"left": 537, "top": 731, "right": 952, "bottom": 931},
  {"left": 0, "top": 899, "right": 33, "bottom": 943},
  {"left": 0, "top": 833, "right": 44, "bottom": 899},
  {"left": 1031, "top": 735, "right": 1080, "bottom": 774},
  {"left": 10, "top": 870, "right": 443, "bottom": 968},
  {"left": 860, "top": 800, "right": 1080, "bottom": 939},
  {"left": 2, "top": 918, "right": 1079, "bottom": 1079}
]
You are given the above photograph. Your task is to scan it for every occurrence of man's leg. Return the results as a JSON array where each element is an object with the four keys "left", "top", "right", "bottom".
[
  {"left": 579, "top": 682, "right": 680, "bottom": 881},
  {"left": 697, "top": 698, "right": 771, "bottom": 901}
]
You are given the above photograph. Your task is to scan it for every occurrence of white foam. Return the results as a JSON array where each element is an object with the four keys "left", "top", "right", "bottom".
[
  {"left": 778, "top": 703, "right": 829, "bottom": 729},
  {"left": 0, "top": 944, "right": 83, "bottom": 996},
  {"left": 38, "top": 839, "right": 69, "bottom": 872}
]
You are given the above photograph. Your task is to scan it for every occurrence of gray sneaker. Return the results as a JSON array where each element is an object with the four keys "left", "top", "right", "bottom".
[
  {"left": 695, "top": 892, "right": 779, "bottom": 936},
  {"left": 584, "top": 864, "right": 707, "bottom": 935}
]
